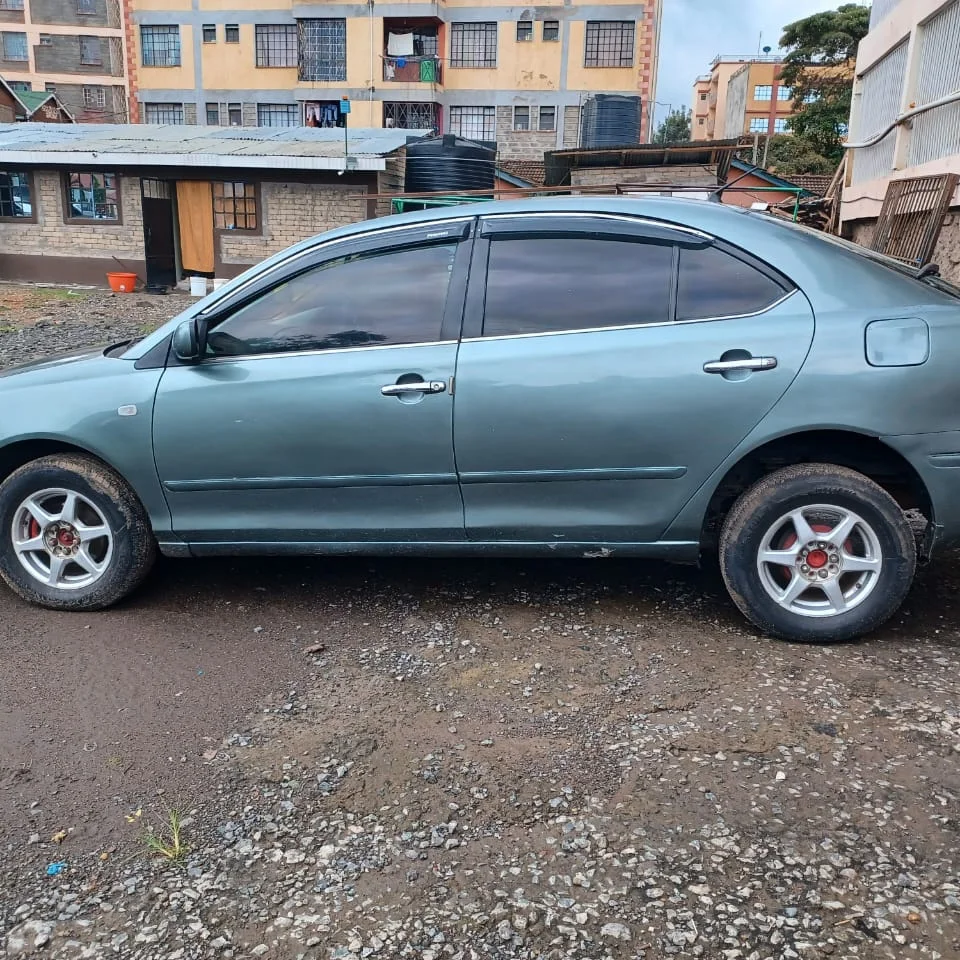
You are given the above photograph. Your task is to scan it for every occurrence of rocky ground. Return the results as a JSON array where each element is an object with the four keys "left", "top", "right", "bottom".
[{"left": 0, "top": 284, "right": 958, "bottom": 960}]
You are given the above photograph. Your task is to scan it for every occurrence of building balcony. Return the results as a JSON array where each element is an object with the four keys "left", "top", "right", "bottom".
[{"left": 383, "top": 55, "right": 441, "bottom": 84}]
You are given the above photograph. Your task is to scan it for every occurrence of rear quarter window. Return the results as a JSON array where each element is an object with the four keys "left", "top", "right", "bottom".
[{"left": 677, "top": 245, "right": 788, "bottom": 321}]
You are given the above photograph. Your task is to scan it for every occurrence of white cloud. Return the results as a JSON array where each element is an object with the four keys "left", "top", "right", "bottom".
[{"left": 652, "top": 0, "right": 866, "bottom": 131}]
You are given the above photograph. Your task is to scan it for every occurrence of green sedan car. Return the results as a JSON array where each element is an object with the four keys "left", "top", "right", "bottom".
[{"left": 1, "top": 196, "right": 959, "bottom": 643}]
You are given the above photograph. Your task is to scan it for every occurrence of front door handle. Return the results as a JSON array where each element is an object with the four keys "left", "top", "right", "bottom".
[
  {"left": 703, "top": 356, "right": 778, "bottom": 374},
  {"left": 381, "top": 380, "right": 447, "bottom": 397}
]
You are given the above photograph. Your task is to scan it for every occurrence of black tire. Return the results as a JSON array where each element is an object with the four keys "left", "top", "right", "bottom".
[
  {"left": 719, "top": 463, "right": 916, "bottom": 643},
  {"left": 0, "top": 454, "right": 156, "bottom": 610}
]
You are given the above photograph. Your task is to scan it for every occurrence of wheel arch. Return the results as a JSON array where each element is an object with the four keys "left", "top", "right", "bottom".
[
  {"left": 0, "top": 437, "right": 129, "bottom": 488},
  {"left": 700, "top": 428, "right": 933, "bottom": 553}
]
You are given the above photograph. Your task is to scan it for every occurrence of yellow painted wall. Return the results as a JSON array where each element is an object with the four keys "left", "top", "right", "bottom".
[
  {"left": 197, "top": 0, "right": 290, "bottom": 9},
  {"left": 138, "top": 23, "right": 196, "bottom": 90},
  {"left": 202, "top": 24, "right": 297, "bottom": 89},
  {"left": 565, "top": 20, "right": 641, "bottom": 93}
]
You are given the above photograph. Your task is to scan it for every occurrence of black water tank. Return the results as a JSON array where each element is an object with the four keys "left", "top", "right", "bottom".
[
  {"left": 579, "top": 94, "right": 642, "bottom": 148},
  {"left": 405, "top": 134, "right": 496, "bottom": 193}
]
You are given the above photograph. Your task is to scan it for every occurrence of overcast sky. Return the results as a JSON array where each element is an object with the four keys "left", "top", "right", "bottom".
[{"left": 653, "top": 0, "right": 868, "bottom": 129}]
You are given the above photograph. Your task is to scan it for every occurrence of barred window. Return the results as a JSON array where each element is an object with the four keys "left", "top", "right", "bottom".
[
  {"left": 298, "top": 19, "right": 346, "bottom": 81},
  {"left": 76, "top": 0, "right": 95, "bottom": 13},
  {"left": 513, "top": 105, "right": 529, "bottom": 131},
  {"left": 140, "top": 25, "right": 180, "bottom": 66},
  {"left": 79, "top": 36, "right": 102, "bottom": 65},
  {"left": 777, "top": 86, "right": 792, "bottom": 101},
  {"left": 542, "top": 20, "right": 559, "bottom": 41},
  {"left": 257, "top": 103, "right": 298, "bottom": 126},
  {"left": 227, "top": 102, "right": 242, "bottom": 125},
  {"left": 205, "top": 102, "right": 219, "bottom": 124},
  {"left": 748, "top": 117, "right": 768, "bottom": 133},
  {"left": 8, "top": 79, "right": 30, "bottom": 91},
  {"left": 213, "top": 181, "right": 257, "bottom": 231},
  {"left": 539, "top": 105, "right": 555, "bottom": 131},
  {"left": 773, "top": 118, "right": 789, "bottom": 133},
  {"left": 584, "top": 21, "right": 633, "bottom": 67},
  {"left": 225, "top": 24, "right": 239, "bottom": 42},
  {"left": 0, "top": 0, "right": 25, "bottom": 9},
  {"left": 1, "top": 32, "right": 28, "bottom": 61},
  {"left": 448, "top": 105, "right": 494, "bottom": 141},
  {"left": 0, "top": 172, "right": 31, "bottom": 219},
  {"left": 66, "top": 171, "right": 119, "bottom": 221},
  {"left": 82, "top": 85, "right": 105, "bottom": 109},
  {"left": 144, "top": 102, "right": 184, "bottom": 124},
  {"left": 202, "top": 24, "right": 216, "bottom": 43},
  {"left": 383, "top": 101, "right": 439, "bottom": 130},
  {"left": 754, "top": 85, "right": 772, "bottom": 101},
  {"left": 516, "top": 20, "right": 532, "bottom": 41},
  {"left": 256, "top": 24, "right": 297, "bottom": 67},
  {"left": 450, "top": 23, "right": 497, "bottom": 68}
]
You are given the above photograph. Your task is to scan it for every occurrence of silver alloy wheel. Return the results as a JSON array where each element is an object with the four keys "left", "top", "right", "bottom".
[
  {"left": 756, "top": 503, "right": 883, "bottom": 619},
  {"left": 11, "top": 487, "right": 113, "bottom": 590}
]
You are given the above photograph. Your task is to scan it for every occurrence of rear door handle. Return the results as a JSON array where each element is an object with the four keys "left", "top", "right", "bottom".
[
  {"left": 381, "top": 380, "right": 447, "bottom": 396},
  {"left": 703, "top": 357, "right": 778, "bottom": 374}
]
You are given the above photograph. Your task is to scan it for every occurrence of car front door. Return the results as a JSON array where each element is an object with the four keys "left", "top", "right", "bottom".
[
  {"left": 152, "top": 221, "right": 472, "bottom": 547},
  {"left": 452, "top": 213, "right": 816, "bottom": 544}
]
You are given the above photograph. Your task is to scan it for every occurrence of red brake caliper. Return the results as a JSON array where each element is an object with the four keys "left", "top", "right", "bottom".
[
  {"left": 781, "top": 524, "right": 850, "bottom": 578},
  {"left": 29, "top": 518, "right": 40, "bottom": 541}
]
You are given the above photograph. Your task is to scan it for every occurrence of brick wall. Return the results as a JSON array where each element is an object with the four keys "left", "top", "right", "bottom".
[
  {"left": 50, "top": 82, "right": 127, "bottom": 122},
  {"left": 495, "top": 106, "right": 556, "bottom": 161},
  {"left": 571, "top": 165, "right": 718, "bottom": 187},
  {"left": 31, "top": 0, "right": 114, "bottom": 27},
  {"left": 850, "top": 209, "right": 960, "bottom": 286},
  {"left": 375, "top": 152, "right": 405, "bottom": 218},
  {"left": 34, "top": 34, "right": 122, "bottom": 76},
  {"left": 219, "top": 181, "right": 369, "bottom": 265},
  {"left": 0, "top": 170, "right": 144, "bottom": 261},
  {"left": 562, "top": 105, "right": 581, "bottom": 149}
]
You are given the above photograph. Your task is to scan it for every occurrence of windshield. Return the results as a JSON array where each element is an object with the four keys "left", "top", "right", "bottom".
[{"left": 758, "top": 212, "right": 960, "bottom": 301}]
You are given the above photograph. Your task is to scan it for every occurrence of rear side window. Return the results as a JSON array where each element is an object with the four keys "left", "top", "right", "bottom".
[
  {"left": 483, "top": 236, "right": 674, "bottom": 336},
  {"left": 677, "top": 246, "right": 787, "bottom": 321}
]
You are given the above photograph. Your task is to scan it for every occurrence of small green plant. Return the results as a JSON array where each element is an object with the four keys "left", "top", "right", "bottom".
[{"left": 143, "top": 809, "right": 188, "bottom": 863}]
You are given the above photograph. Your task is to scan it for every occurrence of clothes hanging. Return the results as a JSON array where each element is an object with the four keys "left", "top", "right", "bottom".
[{"left": 387, "top": 32, "right": 414, "bottom": 56}]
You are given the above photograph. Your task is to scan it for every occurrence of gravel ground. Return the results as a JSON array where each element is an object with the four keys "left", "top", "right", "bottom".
[{"left": 0, "top": 285, "right": 958, "bottom": 960}]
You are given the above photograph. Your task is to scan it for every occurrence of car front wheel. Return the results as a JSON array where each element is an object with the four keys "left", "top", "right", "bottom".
[
  {"left": 719, "top": 463, "right": 916, "bottom": 642},
  {"left": 0, "top": 454, "right": 156, "bottom": 610}
]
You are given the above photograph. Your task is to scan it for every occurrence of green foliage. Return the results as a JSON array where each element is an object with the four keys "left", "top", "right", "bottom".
[
  {"left": 778, "top": 3, "right": 870, "bottom": 161},
  {"left": 653, "top": 108, "right": 692, "bottom": 145},
  {"left": 763, "top": 134, "right": 837, "bottom": 176}
]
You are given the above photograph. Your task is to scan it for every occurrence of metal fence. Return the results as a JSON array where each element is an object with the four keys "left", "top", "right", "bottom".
[
  {"left": 869, "top": 0, "right": 904, "bottom": 29},
  {"left": 851, "top": 40, "right": 908, "bottom": 185}
]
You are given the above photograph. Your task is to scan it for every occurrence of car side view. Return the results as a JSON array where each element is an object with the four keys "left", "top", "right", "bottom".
[{"left": 0, "top": 196, "right": 958, "bottom": 642}]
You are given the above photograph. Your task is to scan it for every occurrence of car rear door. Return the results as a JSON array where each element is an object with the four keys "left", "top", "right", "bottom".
[
  {"left": 451, "top": 212, "right": 815, "bottom": 544},
  {"left": 152, "top": 220, "right": 472, "bottom": 546}
]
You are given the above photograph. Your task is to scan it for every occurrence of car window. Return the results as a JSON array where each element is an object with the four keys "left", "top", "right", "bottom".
[
  {"left": 676, "top": 246, "right": 787, "bottom": 321},
  {"left": 482, "top": 236, "right": 673, "bottom": 337},
  {"left": 206, "top": 242, "right": 458, "bottom": 357}
]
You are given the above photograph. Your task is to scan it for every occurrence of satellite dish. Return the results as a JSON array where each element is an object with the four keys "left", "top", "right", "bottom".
[{"left": 762, "top": 45, "right": 772, "bottom": 54}]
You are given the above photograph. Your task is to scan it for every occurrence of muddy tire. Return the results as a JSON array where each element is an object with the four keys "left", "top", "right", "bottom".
[
  {"left": 0, "top": 454, "right": 156, "bottom": 610},
  {"left": 719, "top": 463, "right": 915, "bottom": 643}
]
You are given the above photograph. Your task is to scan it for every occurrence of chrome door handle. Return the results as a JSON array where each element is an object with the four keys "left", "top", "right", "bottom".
[
  {"left": 703, "top": 357, "right": 778, "bottom": 374},
  {"left": 380, "top": 380, "right": 447, "bottom": 396}
]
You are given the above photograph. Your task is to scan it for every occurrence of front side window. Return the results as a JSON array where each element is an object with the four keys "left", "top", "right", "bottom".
[
  {"left": 513, "top": 105, "right": 529, "bottom": 131},
  {"left": 2, "top": 31, "right": 28, "bottom": 61},
  {"left": 584, "top": 21, "right": 633, "bottom": 67},
  {"left": 448, "top": 105, "right": 494, "bottom": 140},
  {"left": 256, "top": 24, "right": 297, "bottom": 67},
  {"left": 206, "top": 243, "right": 458, "bottom": 358},
  {"left": 516, "top": 20, "right": 532, "bottom": 41},
  {"left": 227, "top": 102, "right": 242, "bottom": 125},
  {"left": 257, "top": 103, "right": 298, "bottom": 126},
  {"left": 539, "top": 105, "right": 556, "bottom": 131},
  {"left": 66, "top": 171, "right": 119, "bottom": 221},
  {"left": 213, "top": 181, "right": 257, "bottom": 230},
  {"left": 748, "top": 117, "right": 768, "bottom": 133},
  {"left": 677, "top": 246, "right": 786, "bottom": 321},
  {"left": 298, "top": 19, "right": 346, "bottom": 81},
  {"left": 777, "top": 85, "right": 792, "bottom": 101},
  {"left": 144, "top": 102, "right": 183, "bottom": 124},
  {"left": 225, "top": 24, "right": 239, "bottom": 42},
  {"left": 0, "top": 171, "right": 32, "bottom": 219},
  {"left": 206, "top": 102, "right": 219, "bottom": 124},
  {"left": 83, "top": 85, "right": 105, "bottom": 109},
  {"left": 141, "top": 25, "right": 180, "bottom": 66},
  {"left": 79, "top": 36, "right": 101, "bottom": 64},
  {"left": 202, "top": 24, "right": 216, "bottom": 43},
  {"left": 450, "top": 22, "right": 497, "bottom": 68},
  {"left": 483, "top": 236, "right": 673, "bottom": 336},
  {"left": 542, "top": 20, "right": 559, "bottom": 41},
  {"left": 773, "top": 118, "right": 789, "bottom": 133},
  {"left": 754, "top": 85, "right": 772, "bottom": 100}
]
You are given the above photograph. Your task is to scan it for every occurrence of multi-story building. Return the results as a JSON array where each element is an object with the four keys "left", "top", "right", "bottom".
[
  {"left": 691, "top": 54, "right": 798, "bottom": 141},
  {"left": 0, "top": 0, "right": 129, "bottom": 121},
  {"left": 841, "top": 0, "right": 960, "bottom": 281},
  {"left": 129, "top": 0, "right": 662, "bottom": 156}
]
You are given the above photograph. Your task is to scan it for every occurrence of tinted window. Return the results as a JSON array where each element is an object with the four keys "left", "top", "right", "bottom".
[
  {"left": 677, "top": 246, "right": 785, "bottom": 321},
  {"left": 208, "top": 243, "right": 457, "bottom": 357},
  {"left": 483, "top": 236, "right": 673, "bottom": 336}
]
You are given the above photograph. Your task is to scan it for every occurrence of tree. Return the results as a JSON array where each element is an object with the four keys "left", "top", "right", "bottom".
[
  {"left": 778, "top": 3, "right": 870, "bottom": 162},
  {"left": 653, "top": 108, "right": 691, "bottom": 145},
  {"left": 763, "top": 134, "right": 836, "bottom": 176}
]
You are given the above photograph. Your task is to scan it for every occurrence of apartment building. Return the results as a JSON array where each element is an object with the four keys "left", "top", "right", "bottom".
[
  {"left": 129, "top": 0, "right": 662, "bottom": 155},
  {"left": 692, "top": 55, "right": 800, "bottom": 141},
  {"left": 842, "top": 0, "right": 960, "bottom": 280},
  {"left": 0, "top": 0, "right": 128, "bottom": 121}
]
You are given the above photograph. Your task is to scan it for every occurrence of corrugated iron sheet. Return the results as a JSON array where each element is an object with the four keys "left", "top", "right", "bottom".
[
  {"left": 851, "top": 41, "right": 909, "bottom": 185},
  {"left": 870, "top": 0, "right": 904, "bottom": 29},
  {"left": 908, "top": 0, "right": 960, "bottom": 168}
]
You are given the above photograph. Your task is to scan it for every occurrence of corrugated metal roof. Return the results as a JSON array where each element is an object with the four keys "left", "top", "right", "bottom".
[{"left": 0, "top": 123, "right": 428, "bottom": 171}]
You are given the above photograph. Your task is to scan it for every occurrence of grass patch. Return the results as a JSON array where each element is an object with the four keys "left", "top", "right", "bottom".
[{"left": 143, "top": 808, "right": 189, "bottom": 863}]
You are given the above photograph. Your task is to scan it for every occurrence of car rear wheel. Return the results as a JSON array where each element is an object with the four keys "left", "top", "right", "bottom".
[
  {"left": 0, "top": 454, "right": 156, "bottom": 610},
  {"left": 719, "top": 463, "right": 916, "bottom": 642}
]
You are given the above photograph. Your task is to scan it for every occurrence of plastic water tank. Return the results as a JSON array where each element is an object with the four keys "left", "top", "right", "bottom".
[
  {"left": 404, "top": 134, "right": 496, "bottom": 193},
  {"left": 579, "top": 95, "right": 643, "bottom": 148}
]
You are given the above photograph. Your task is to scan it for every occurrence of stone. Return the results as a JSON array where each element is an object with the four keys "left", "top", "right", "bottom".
[
  {"left": 600, "top": 922, "right": 632, "bottom": 941},
  {"left": 6, "top": 920, "right": 55, "bottom": 956}
]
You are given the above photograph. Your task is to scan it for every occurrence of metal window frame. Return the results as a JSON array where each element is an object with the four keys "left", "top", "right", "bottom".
[
  {"left": 144, "top": 102, "right": 184, "bottom": 124},
  {"left": 1, "top": 31, "right": 28, "bottom": 61},
  {"left": 212, "top": 180, "right": 259, "bottom": 232},
  {"left": 205, "top": 102, "right": 219, "bottom": 125},
  {"left": 538, "top": 104, "right": 556, "bottom": 131},
  {"left": 297, "top": 18, "right": 347, "bottom": 81},
  {"left": 140, "top": 25, "right": 180, "bottom": 67},
  {"left": 79, "top": 35, "right": 102, "bottom": 65},
  {"left": 583, "top": 20, "right": 633, "bottom": 68},
  {"left": 224, "top": 23, "right": 240, "bottom": 42},
  {"left": 513, "top": 105, "right": 530, "bottom": 131},
  {"left": 450, "top": 22, "right": 497, "bottom": 69},
  {"left": 255, "top": 23, "right": 297, "bottom": 67},
  {"left": 0, "top": 170, "right": 35, "bottom": 222},
  {"left": 516, "top": 20, "right": 532, "bottom": 41},
  {"left": 202, "top": 23, "right": 216, "bottom": 43},
  {"left": 748, "top": 117, "right": 768, "bottom": 133},
  {"left": 64, "top": 170, "right": 121, "bottom": 223},
  {"left": 82, "top": 84, "right": 105, "bottom": 109},
  {"left": 76, "top": 0, "right": 95, "bottom": 13},
  {"left": 776, "top": 85, "right": 792, "bottom": 101},
  {"left": 256, "top": 102, "right": 298, "bottom": 126},
  {"left": 449, "top": 105, "right": 495, "bottom": 140},
  {"left": 383, "top": 101, "right": 439, "bottom": 130},
  {"left": 542, "top": 19, "right": 559, "bottom": 41},
  {"left": 754, "top": 84, "right": 772, "bottom": 100}
]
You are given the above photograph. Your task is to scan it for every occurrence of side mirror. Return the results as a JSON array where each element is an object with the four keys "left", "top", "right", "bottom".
[{"left": 172, "top": 318, "right": 206, "bottom": 362}]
